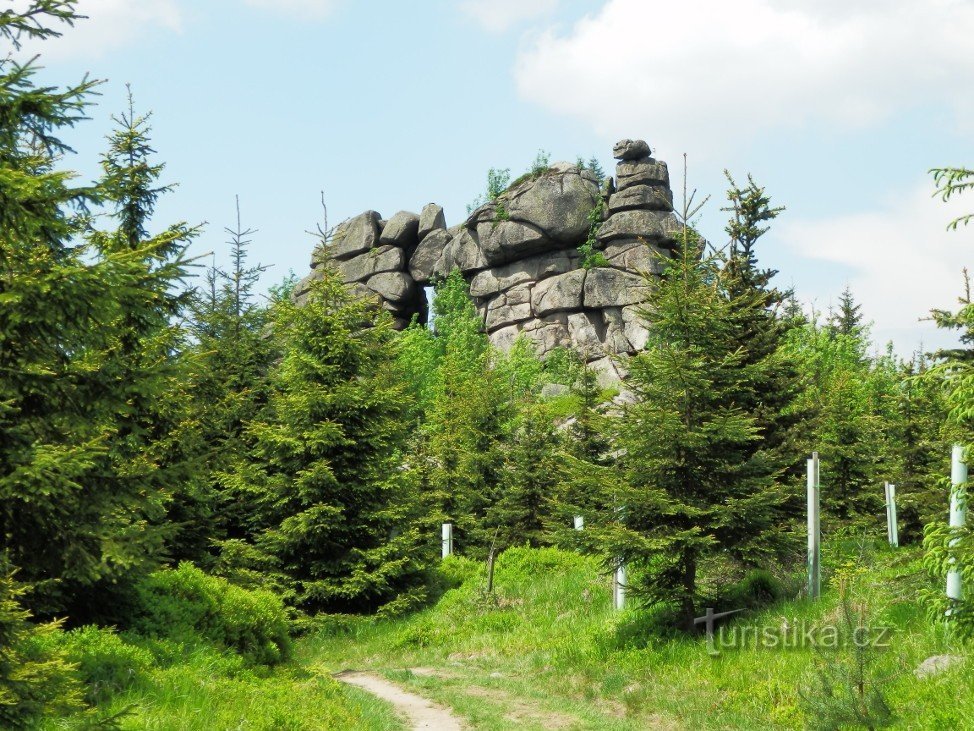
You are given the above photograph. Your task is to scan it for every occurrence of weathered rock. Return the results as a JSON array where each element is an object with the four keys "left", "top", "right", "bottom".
[
  {"left": 597, "top": 209, "right": 673, "bottom": 245},
  {"left": 589, "top": 356, "right": 627, "bottom": 388},
  {"left": 621, "top": 305, "right": 650, "bottom": 351},
  {"left": 485, "top": 299, "right": 533, "bottom": 331},
  {"left": 603, "top": 239, "right": 669, "bottom": 274},
  {"left": 337, "top": 245, "right": 406, "bottom": 283},
  {"left": 504, "top": 169, "right": 600, "bottom": 242},
  {"left": 540, "top": 383, "right": 570, "bottom": 398},
  {"left": 522, "top": 314, "right": 571, "bottom": 355},
  {"left": 468, "top": 249, "right": 578, "bottom": 298},
  {"left": 409, "top": 228, "right": 452, "bottom": 283},
  {"left": 379, "top": 211, "right": 420, "bottom": 248},
  {"left": 366, "top": 271, "right": 415, "bottom": 304},
  {"left": 612, "top": 139, "right": 651, "bottom": 160},
  {"left": 329, "top": 211, "right": 381, "bottom": 260},
  {"left": 616, "top": 159, "right": 669, "bottom": 191},
  {"left": 567, "top": 311, "right": 604, "bottom": 353},
  {"left": 441, "top": 227, "right": 487, "bottom": 274},
  {"left": 418, "top": 203, "right": 446, "bottom": 240},
  {"left": 489, "top": 324, "right": 521, "bottom": 351},
  {"left": 476, "top": 220, "right": 550, "bottom": 265},
  {"left": 608, "top": 184, "right": 673, "bottom": 213},
  {"left": 532, "top": 269, "right": 586, "bottom": 316},
  {"left": 584, "top": 268, "right": 650, "bottom": 308},
  {"left": 293, "top": 268, "right": 323, "bottom": 305},
  {"left": 601, "top": 308, "right": 634, "bottom": 354},
  {"left": 915, "top": 655, "right": 964, "bottom": 679}
]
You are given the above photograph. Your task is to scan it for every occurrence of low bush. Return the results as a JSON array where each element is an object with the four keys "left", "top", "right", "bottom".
[
  {"left": 134, "top": 563, "right": 292, "bottom": 665},
  {"left": 57, "top": 626, "right": 154, "bottom": 703}
]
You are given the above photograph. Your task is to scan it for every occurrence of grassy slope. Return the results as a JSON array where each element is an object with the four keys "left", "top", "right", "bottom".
[
  {"left": 301, "top": 545, "right": 974, "bottom": 730},
  {"left": 38, "top": 639, "right": 404, "bottom": 730}
]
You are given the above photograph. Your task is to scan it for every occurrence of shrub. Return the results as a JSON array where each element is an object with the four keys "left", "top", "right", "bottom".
[
  {"left": 59, "top": 626, "right": 153, "bottom": 703},
  {"left": 135, "top": 563, "right": 292, "bottom": 665},
  {"left": 723, "top": 569, "right": 786, "bottom": 610},
  {"left": 0, "top": 568, "right": 83, "bottom": 728}
]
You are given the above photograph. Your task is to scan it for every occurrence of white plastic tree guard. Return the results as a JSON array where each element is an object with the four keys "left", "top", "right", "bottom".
[
  {"left": 613, "top": 562, "right": 626, "bottom": 611},
  {"left": 948, "top": 445, "right": 967, "bottom": 604},
  {"left": 573, "top": 516, "right": 584, "bottom": 530},
  {"left": 807, "top": 452, "right": 821, "bottom": 600},
  {"left": 884, "top": 482, "right": 899, "bottom": 548},
  {"left": 441, "top": 523, "right": 453, "bottom": 560}
]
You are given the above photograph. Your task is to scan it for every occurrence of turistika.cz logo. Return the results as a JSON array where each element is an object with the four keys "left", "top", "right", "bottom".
[{"left": 694, "top": 608, "right": 894, "bottom": 656}]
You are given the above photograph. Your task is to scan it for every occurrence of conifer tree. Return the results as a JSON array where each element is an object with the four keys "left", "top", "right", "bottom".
[
  {"left": 829, "top": 286, "right": 865, "bottom": 340},
  {"left": 184, "top": 199, "right": 276, "bottom": 562},
  {"left": 591, "top": 206, "right": 793, "bottom": 627},
  {"left": 234, "top": 271, "right": 429, "bottom": 613},
  {"left": 721, "top": 172, "right": 809, "bottom": 487},
  {"left": 0, "top": 3, "right": 183, "bottom": 616}
]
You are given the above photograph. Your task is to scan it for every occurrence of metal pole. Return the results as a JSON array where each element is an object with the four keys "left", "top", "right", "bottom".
[
  {"left": 885, "top": 482, "right": 899, "bottom": 548},
  {"left": 574, "top": 516, "right": 584, "bottom": 530},
  {"left": 807, "top": 452, "right": 821, "bottom": 600},
  {"left": 948, "top": 445, "right": 967, "bottom": 603},
  {"left": 441, "top": 523, "right": 453, "bottom": 560}
]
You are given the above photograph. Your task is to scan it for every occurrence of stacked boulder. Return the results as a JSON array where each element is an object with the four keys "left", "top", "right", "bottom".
[
  {"left": 297, "top": 138, "right": 683, "bottom": 384},
  {"left": 295, "top": 209, "right": 426, "bottom": 328}
]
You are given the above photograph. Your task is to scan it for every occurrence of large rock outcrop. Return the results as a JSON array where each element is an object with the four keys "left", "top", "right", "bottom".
[{"left": 296, "top": 138, "right": 681, "bottom": 383}]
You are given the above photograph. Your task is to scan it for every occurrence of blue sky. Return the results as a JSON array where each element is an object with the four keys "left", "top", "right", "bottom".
[{"left": 18, "top": 0, "right": 974, "bottom": 354}]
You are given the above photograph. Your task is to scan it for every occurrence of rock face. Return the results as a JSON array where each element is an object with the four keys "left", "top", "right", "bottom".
[{"left": 300, "top": 138, "right": 680, "bottom": 384}]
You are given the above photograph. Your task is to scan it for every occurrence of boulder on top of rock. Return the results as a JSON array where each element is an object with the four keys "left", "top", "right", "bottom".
[
  {"left": 409, "top": 228, "right": 452, "bottom": 284},
  {"left": 476, "top": 219, "right": 550, "bottom": 265},
  {"left": 584, "top": 267, "right": 650, "bottom": 308},
  {"left": 612, "top": 139, "right": 651, "bottom": 161},
  {"left": 597, "top": 209, "right": 673, "bottom": 245},
  {"left": 616, "top": 159, "right": 669, "bottom": 191},
  {"left": 366, "top": 271, "right": 415, "bottom": 304},
  {"left": 418, "top": 203, "right": 446, "bottom": 240},
  {"left": 608, "top": 184, "right": 673, "bottom": 213},
  {"left": 603, "top": 239, "right": 669, "bottom": 274},
  {"left": 439, "top": 227, "right": 487, "bottom": 275},
  {"left": 330, "top": 211, "right": 382, "bottom": 260},
  {"left": 379, "top": 211, "right": 420, "bottom": 248},
  {"left": 338, "top": 245, "right": 406, "bottom": 283},
  {"left": 532, "top": 269, "right": 586, "bottom": 316},
  {"left": 502, "top": 167, "right": 600, "bottom": 243}
]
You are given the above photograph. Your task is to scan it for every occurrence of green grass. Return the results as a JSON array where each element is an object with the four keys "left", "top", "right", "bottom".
[
  {"left": 300, "top": 544, "right": 974, "bottom": 729},
  {"left": 37, "top": 636, "right": 405, "bottom": 730}
]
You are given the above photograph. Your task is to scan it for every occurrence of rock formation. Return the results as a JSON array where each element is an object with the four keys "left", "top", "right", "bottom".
[{"left": 295, "top": 138, "right": 682, "bottom": 383}]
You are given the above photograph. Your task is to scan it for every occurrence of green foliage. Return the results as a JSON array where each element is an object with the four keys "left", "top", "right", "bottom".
[
  {"left": 579, "top": 196, "right": 609, "bottom": 269},
  {"left": 931, "top": 166, "right": 974, "bottom": 229},
  {"left": 576, "top": 155, "right": 605, "bottom": 179},
  {"left": 0, "top": 566, "right": 83, "bottom": 728},
  {"left": 230, "top": 270, "right": 431, "bottom": 614},
  {"left": 529, "top": 149, "right": 551, "bottom": 177},
  {"left": 57, "top": 626, "right": 152, "bottom": 703},
  {"left": 466, "top": 167, "right": 512, "bottom": 214},
  {"left": 799, "top": 592, "right": 896, "bottom": 730},
  {"left": 135, "top": 563, "right": 291, "bottom": 665}
]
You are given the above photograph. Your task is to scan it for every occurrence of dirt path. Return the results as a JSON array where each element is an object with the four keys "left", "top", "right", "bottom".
[{"left": 335, "top": 671, "right": 465, "bottom": 730}]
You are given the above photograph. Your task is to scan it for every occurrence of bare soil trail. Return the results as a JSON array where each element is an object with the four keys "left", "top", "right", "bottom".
[{"left": 335, "top": 670, "right": 465, "bottom": 730}]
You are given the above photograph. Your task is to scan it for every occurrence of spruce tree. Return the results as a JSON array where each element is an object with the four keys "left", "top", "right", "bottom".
[
  {"left": 592, "top": 218, "right": 792, "bottom": 628},
  {"left": 184, "top": 198, "right": 276, "bottom": 562},
  {"left": 235, "top": 271, "right": 429, "bottom": 613},
  {"left": 721, "top": 172, "right": 809, "bottom": 488},
  {"left": 0, "top": 3, "right": 183, "bottom": 616}
]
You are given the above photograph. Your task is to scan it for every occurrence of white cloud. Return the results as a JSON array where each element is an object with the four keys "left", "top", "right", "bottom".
[
  {"left": 514, "top": 0, "right": 974, "bottom": 155},
  {"left": 779, "top": 183, "right": 974, "bottom": 353},
  {"left": 460, "top": 0, "right": 560, "bottom": 33},
  {"left": 242, "top": 0, "right": 340, "bottom": 20},
  {"left": 14, "top": 0, "right": 182, "bottom": 61}
]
